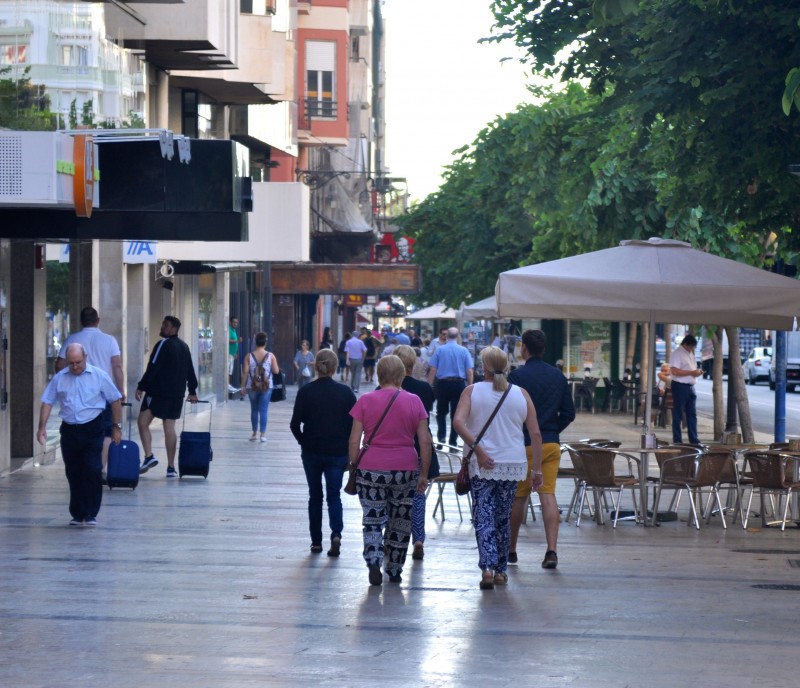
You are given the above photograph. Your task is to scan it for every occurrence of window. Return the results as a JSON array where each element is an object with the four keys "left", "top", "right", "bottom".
[
  {"left": 60, "top": 44, "right": 88, "bottom": 67},
  {"left": 182, "top": 90, "right": 198, "bottom": 138},
  {"left": 182, "top": 90, "right": 217, "bottom": 139},
  {"left": 240, "top": 0, "right": 277, "bottom": 15},
  {"left": 350, "top": 36, "right": 360, "bottom": 62},
  {"left": 305, "top": 41, "right": 336, "bottom": 119}
]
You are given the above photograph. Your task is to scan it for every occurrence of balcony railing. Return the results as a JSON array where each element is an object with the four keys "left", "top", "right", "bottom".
[{"left": 299, "top": 99, "right": 338, "bottom": 129}]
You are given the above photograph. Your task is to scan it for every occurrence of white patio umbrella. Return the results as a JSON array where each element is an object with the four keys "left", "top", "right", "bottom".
[
  {"left": 461, "top": 295, "right": 498, "bottom": 320},
  {"left": 405, "top": 303, "right": 459, "bottom": 320},
  {"left": 496, "top": 237, "right": 800, "bottom": 522}
]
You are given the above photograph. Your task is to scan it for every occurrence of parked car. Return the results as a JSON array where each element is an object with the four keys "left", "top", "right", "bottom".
[{"left": 743, "top": 346, "right": 772, "bottom": 385}]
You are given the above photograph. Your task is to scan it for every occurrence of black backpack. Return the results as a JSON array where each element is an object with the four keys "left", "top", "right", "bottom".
[{"left": 251, "top": 353, "right": 270, "bottom": 392}]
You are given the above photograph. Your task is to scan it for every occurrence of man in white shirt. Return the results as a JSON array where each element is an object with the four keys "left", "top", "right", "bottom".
[
  {"left": 669, "top": 334, "right": 702, "bottom": 444},
  {"left": 56, "top": 307, "right": 125, "bottom": 477}
]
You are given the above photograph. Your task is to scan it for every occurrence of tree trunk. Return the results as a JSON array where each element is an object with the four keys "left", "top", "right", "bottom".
[
  {"left": 625, "top": 323, "right": 637, "bottom": 374},
  {"left": 712, "top": 330, "right": 725, "bottom": 439},
  {"left": 726, "top": 326, "right": 754, "bottom": 443},
  {"left": 663, "top": 325, "right": 673, "bottom": 365}
]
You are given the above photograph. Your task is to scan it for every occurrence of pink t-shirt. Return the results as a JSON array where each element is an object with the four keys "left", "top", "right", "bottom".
[{"left": 350, "top": 387, "right": 428, "bottom": 471}]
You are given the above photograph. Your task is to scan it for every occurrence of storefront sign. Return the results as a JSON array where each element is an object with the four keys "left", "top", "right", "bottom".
[{"left": 123, "top": 241, "right": 157, "bottom": 263}]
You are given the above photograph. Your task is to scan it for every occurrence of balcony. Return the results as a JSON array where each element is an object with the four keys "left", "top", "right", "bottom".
[
  {"left": 298, "top": 98, "right": 338, "bottom": 129},
  {"left": 103, "top": 0, "right": 237, "bottom": 72},
  {"left": 171, "top": 14, "right": 295, "bottom": 106}
]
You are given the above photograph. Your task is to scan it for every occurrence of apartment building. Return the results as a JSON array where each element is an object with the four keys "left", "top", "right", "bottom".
[{"left": 0, "top": 0, "right": 417, "bottom": 476}]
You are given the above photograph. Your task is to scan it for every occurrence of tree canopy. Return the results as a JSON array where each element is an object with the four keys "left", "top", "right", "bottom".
[{"left": 401, "top": 1, "right": 800, "bottom": 308}]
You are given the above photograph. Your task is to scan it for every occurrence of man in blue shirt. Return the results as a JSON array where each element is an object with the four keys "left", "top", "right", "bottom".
[
  {"left": 508, "top": 330, "right": 575, "bottom": 569},
  {"left": 38, "top": 343, "right": 123, "bottom": 526},
  {"left": 426, "top": 327, "right": 473, "bottom": 447}
]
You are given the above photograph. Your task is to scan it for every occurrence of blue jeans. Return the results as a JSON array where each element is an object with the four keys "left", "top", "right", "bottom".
[
  {"left": 248, "top": 389, "right": 272, "bottom": 433},
  {"left": 301, "top": 451, "right": 348, "bottom": 545},
  {"left": 671, "top": 381, "right": 698, "bottom": 444}
]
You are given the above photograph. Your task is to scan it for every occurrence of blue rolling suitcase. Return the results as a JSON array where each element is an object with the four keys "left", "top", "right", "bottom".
[
  {"left": 107, "top": 403, "right": 140, "bottom": 490},
  {"left": 178, "top": 400, "right": 213, "bottom": 479}
]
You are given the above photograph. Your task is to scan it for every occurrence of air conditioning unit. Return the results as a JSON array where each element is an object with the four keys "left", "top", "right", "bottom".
[{"left": 0, "top": 131, "right": 99, "bottom": 216}]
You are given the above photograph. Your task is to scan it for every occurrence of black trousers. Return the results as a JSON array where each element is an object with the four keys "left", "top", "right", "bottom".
[
  {"left": 435, "top": 379, "right": 466, "bottom": 446},
  {"left": 60, "top": 414, "right": 104, "bottom": 521}
]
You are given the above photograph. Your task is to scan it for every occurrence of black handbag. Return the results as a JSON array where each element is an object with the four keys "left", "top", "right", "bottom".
[{"left": 270, "top": 370, "right": 286, "bottom": 402}]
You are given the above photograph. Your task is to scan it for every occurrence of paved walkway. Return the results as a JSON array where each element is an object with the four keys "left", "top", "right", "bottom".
[{"left": 1, "top": 386, "right": 796, "bottom": 687}]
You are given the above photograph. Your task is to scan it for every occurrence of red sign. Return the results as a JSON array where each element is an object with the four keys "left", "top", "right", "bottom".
[{"left": 373, "top": 234, "right": 415, "bottom": 263}]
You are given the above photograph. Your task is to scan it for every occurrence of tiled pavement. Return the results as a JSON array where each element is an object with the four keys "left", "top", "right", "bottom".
[{"left": 0, "top": 384, "right": 797, "bottom": 687}]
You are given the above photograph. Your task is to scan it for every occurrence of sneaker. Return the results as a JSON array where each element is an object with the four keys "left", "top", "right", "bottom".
[
  {"left": 84, "top": 518, "right": 97, "bottom": 527},
  {"left": 388, "top": 572, "right": 402, "bottom": 583},
  {"left": 166, "top": 466, "right": 178, "bottom": 479},
  {"left": 69, "top": 518, "right": 82, "bottom": 526},
  {"left": 508, "top": 551, "right": 518, "bottom": 564},
  {"left": 542, "top": 550, "right": 558, "bottom": 569},
  {"left": 139, "top": 455, "right": 158, "bottom": 474},
  {"left": 259, "top": 435, "right": 267, "bottom": 443}
]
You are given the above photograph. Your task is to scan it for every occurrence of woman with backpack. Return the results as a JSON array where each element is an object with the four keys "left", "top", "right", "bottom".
[{"left": 241, "top": 332, "right": 281, "bottom": 443}]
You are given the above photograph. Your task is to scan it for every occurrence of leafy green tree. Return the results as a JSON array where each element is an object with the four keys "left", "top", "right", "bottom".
[
  {"left": 81, "top": 99, "right": 94, "bottom": 127},
  {"left": 0, "top": 67, "right": 55, "bottom": 130},
  {"left": 400, "top": 83, "right": 668, "bottom": 306},
  {"left": 68, "top": 99, "right": 78, "bottom": 129},
  {"left": 489, "top": 0, "right": 800, "bottom": 263}
]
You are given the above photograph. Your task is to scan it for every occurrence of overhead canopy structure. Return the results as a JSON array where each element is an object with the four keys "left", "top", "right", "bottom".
[
  {"left": 496, "top": 238, "right": 800, "bottom": 330},
  {"left": 496, "top": 237, "right": 800, "bottom": 524},
  {"left": 405, "top": 303, "right": 459, "bottom": 320},
  {"left": 461, "top": 296, "right": 498, "bottom": 320}
]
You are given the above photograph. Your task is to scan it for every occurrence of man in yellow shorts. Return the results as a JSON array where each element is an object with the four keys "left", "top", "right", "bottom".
[{"left": 508, "top": 330, "right": 575, "bottom": 569}]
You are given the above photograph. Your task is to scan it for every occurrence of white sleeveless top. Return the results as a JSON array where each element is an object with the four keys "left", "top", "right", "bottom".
[{"left": 464, "top": 381, "right": 528, "bottom": 481}]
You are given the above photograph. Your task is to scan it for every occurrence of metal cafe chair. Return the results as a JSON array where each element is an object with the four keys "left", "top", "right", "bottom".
[
  {"left": 651, "top": 451, "right": 734, "bottom": 529},
  {"left": 427, "top": 445, "right": 470, "bottom": 522},
  {"left": 743, "top": 451, "right": 800, "bottom": 531},
  {"left": 566, "top": 445, "right": 641, "bottom": 527}
]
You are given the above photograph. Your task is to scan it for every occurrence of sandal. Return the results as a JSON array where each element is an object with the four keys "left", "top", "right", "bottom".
[
  {"left": 493, "top": 572, "right": 508, "bottom": 585},
  {"left": 479, "top": 570, "right": 495, "bottom": 590}
]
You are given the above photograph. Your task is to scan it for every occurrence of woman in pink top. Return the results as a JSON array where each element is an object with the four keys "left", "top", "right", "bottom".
[{"left": 349, "top": 355, "right": 432, "bottom": 587}]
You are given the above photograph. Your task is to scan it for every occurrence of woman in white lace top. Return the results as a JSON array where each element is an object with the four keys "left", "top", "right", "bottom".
[{"left": 453, "top": 346, "right": 543, "bottom": 590}]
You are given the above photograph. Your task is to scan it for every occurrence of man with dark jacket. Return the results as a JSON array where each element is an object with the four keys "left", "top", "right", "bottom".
[
  {"left": 508, "top": 330, "right": 575, "bottom": 569},
  {"left": 136, "top": 316, "right": 198, "bottom": 478}
]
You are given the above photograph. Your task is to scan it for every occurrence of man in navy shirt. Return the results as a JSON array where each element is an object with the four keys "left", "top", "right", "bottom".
[{"left": 508, "top": 330, "right": 575, "bottom": 569}]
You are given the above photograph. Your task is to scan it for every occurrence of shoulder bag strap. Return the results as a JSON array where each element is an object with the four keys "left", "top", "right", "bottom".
[
  {"left": 351, "top": 389, "right": 402, "bottom": 470},
  {"left": 463, "top": 384, "right": 513, "bottom": 463}
]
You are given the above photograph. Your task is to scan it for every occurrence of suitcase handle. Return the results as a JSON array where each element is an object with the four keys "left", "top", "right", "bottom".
[
  {"left": 181, "top": 399, "right": 212, "bottom": 433},
  {"left": 119, "top": 401, "right": 134, "bottom": 440}
]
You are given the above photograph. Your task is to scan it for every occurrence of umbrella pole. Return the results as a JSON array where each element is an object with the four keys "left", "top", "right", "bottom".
[{"left": 639, "top": 311, "right": 656, "bottom": 526}]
